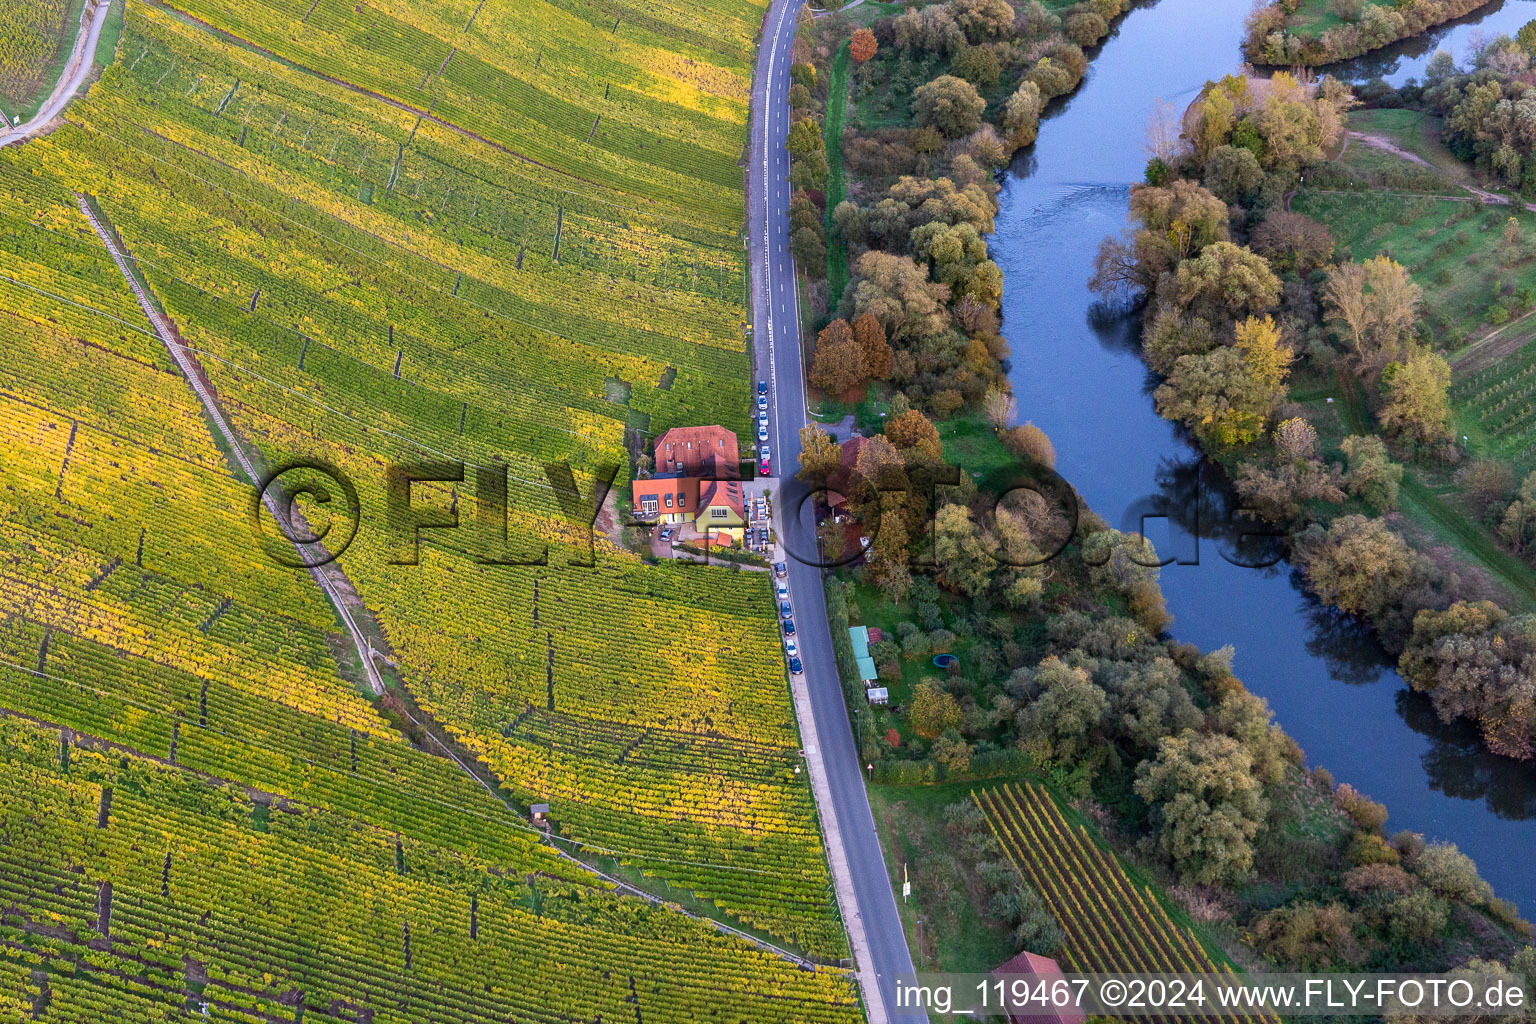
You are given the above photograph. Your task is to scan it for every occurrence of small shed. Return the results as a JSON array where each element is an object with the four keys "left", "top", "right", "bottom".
[
  {"left": 848, "top": 625, "right": 870, "bottom": 659},
  {"left": 529, "top": 803, "right": 550, "bottom": 827},
  {"left": 992, "top": 951, "right": 1085, "bottom": 1024},
  {"left": 866, "top": 687, "right": 888, "bottom": 706}
]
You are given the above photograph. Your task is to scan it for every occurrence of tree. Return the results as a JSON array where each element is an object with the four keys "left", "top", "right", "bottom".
[
  {"left": 1416, "top": 842, "right": 1495, "bottom": 904},
  {"left": 1014, "top": 657, "right": 1108, "bottom": 762},
  {"left": 949, "top": 0, "right": 1017, "bottom": 43},
  {"left": 1380, "top": 348, "right": 1451, "bottom": 445},
  {"left": 910, "top": 680, "right": 963, "bottom": 738},
  {"left": 1001, "top": 422, "right": 1056, "bottom": 468},
  {"left": 1002, "top": 80, "right": 1044, "bottom": 151},
  {"left": 1134, "top": 730, "right": 1268, "bottom": 886},
  {"left": 1400, "top": 601, "right": 1536, "bottom": 761},
  {"left": 810, "top": 320, "right": 869, "bottom": 397},
  {"left": 1155, "top": 316, "right": 1293, "bottom": 450},
  {"left": 849, "top": 250, "right": 949, "bottom": 342},
  {"left": 851, "top": 312, "right": 894, "bottom": 378},
  {"left": 1251, "top": 210, "right": 1336, "bottom": 273},
  {"left": 1322, "top": 257, "right": 1421, "bottom": 372},
  {"left": 850, "top": 27, "right": 878, "bottom": 63},
  {"left": 1204, "top": 145, "right": 1263, "bottom": 205},
  {"left": 952, "top": 45, "right": 1001, "bottom": 87},
  {"left": 1142, "top": 309, "right": 1216, "bottom": 376},
  {"left": 885, "top": 409, "right": 944, "bottom": 462},
  {"left": 798, "top": 423, "right": 843, "bottom": 484},
  {"left": 912, "top": 75, "right": 987, "bottom": 139},
  {"left": 1173, "top": 242, "right": 1282, "bottom": 324},
  {"left": 1296, "top": 514, "right": 1420, "bottom": 621},
  {"left": 1500, "top": 470, "right": 1536, "bottom": 554},
  {"left": 1340, "top": 434, "right": 1402, "bottom": 512},
  {"left": 1273, "top": 417, "right": 1319, "bottom": 461}
]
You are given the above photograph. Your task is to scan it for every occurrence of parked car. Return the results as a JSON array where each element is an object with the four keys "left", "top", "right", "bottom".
[
  {"left": 759, "top": 444, "right": 771, "bottom": 475},
  {"left": 776, "top": 581, "right": 789, "bottom": 601},
  {"left": 757, "top": 392, "right": 768, "bottom": 410},
  {"left": 758, "top": 380, "right": 767, "bottom": 395},
  {"left": 783, "top": 618, "right": 795, "bottom": 636},
  {"left": 785, "top": 639, "right": 799, "bottom": 660},
  {"left": 773, "top": 561, "right": 787, "bottom": 578},
  {"left": 757, "top": 423, "right": 768, "bottom": 442},
  {"left": 779, "top": 601, "right": 792, "bottom": 619},
  {"left": 758, "top": 410, "right": 768, "bottom": 425},
  {"left": 789, "top": 656, "right": 803, "bottom": 675},
  {"left": 658, "top": 527, "right": 673, "bottom": 542}
]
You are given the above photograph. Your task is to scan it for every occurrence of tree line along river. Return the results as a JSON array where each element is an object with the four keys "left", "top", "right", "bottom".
[{"left": 994, "top": 0, "right": 1536, "bottom": 916}]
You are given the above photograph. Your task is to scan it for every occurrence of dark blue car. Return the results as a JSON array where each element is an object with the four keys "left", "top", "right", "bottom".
[
  {"left": 783, "top": 618, "right": 795, "bottom": 636},
  {"left": 788, "top": 656, "right": 803, "bottom": 675}
]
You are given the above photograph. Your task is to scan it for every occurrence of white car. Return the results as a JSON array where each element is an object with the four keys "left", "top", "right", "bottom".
[
  {"left": 757, "top": 423, "right": 768, "bottom": 442},
  {"left": 757, "top": 393, "right": 768, "bottom": 410},
  {"left": 776, "top": 581, "right": 789, "bottom": 601},
  {"left": 785, "top": 638, "right": 799, "bottom": 660}
]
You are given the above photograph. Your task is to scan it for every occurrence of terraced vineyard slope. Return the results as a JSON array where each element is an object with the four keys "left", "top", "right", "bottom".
[{"left": 0, "top": 0, "right": 856, "bottom": 1015}]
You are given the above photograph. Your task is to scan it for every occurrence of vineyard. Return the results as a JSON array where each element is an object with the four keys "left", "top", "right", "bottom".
[
  {"left": 1451, "top": 340, "right": 1536, "bottom": 464},
  {"left": 0, "top": 0, "right": 854, "bottom": 1010},
  {"left": 0, "top": 0, "right": 69, "bottom": 109},
  {"left": 0, "top": 715, "right": 861, "bottom": 1024},
  {"left": 976, "top": 783, "right": 1279, "bottom": 1024}
]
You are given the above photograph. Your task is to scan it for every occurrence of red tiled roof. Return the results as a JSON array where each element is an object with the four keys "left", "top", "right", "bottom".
[
  {"left": 654, "top": 426, "right": 739, "bottom": 477},
  {"left": 994, "top": 952, "right": 1085, "bottom": 1024},
  {"left": 699, "top": 478, "right": 744, "bottom": 517},
  {"left": 632, "top": 476, "right": 699, "bottom": 515}
]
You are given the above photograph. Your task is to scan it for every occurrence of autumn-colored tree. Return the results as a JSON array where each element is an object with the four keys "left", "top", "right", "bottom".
[
  {"left": 851, "top": 313, "right": 894, "bottom": 379},
  {"left": 885, "top": 409, "right": 944, "bottom": 463},
  {"left": 849, "top": 27, "right": 878, "bottom": 63},
  {"left": 910, "top": 680, "right": 963, "bottom": 739},
  {"left": 1250, "top": 210, "right": 1336, "bottom": 273},
  {"left": 797, "top": 423, "right": 843, "bottom": 484},
  {"left": 1001, "top": 422, "right": 1057, "bottom": 468},
  {"left": 849, "top": 250, "right": 949, "bottom": 342},
  {"left": 1297, "top": 515, "right": 1421, "bottom": 621},
  {"left": 1273, "top": 417, "right": 1319, "bottom": 461},
  {"left": 1173, "top": 242, "right": 1282, "bottom": 324},
  {"left": 1154, "top": 315, "right": 1291, "bottom": 450},
  {"left": 809, "top": 321, "right": 869, "bottom": 397},
  {"left": 1401, "top": 600, "right": 1536, "bottom": 760},
  {"left": 1322, "top": 257, "right": 1421, "bottom": 372}
]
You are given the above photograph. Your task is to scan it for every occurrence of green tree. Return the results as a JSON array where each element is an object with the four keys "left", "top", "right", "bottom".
[
  {"left": 1134, "top": 730, "right": 1269, "bottom": 886},
  {"left": 1173, "top": 242, "right": 1282, "bottom": 323},
  {"left": 910, "top": 679, "right": 964, "bottom": 739},
  {"left": 1380, "top": 348, "right": 1452, "bottom": 445},
  {"left": 912, "top": 75, "right": 987, "bottom": 138},
  {"left": 1014, "top": 656, "right": 1108, "bottom": 762},
  {"left": 849, "top": 250, "right": 949, "bottom": 342},
  {"left": 1340, "top": 434, "right": 1403, "bottom": 512}
]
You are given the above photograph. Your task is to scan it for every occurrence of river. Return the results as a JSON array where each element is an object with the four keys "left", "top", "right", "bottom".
[{"left": 994, "top": 0, "right": 1536, "bottom": 915}]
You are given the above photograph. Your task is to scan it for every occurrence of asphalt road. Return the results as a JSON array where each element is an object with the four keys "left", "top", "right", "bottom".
[
  {"left": 748, "top": 3, "right": 924, "bottom": 1021},
  {"left": 0, "top": 0, "right": 111, "bottom": 149}
]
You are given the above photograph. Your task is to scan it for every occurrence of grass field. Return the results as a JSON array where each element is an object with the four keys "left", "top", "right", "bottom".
[
  {"left": 1286, "top": 108, "right": 1536, "bottom": 609},
  {"left": 825, "top": 38, "right": 851, "bottom": 301},
  {"left": 0, "top": 0, "right": 866, "bottom": 1017}
]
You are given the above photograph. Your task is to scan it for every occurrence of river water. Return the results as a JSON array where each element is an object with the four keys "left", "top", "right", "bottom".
[{"left": 994, "top": 0, "right": 1536, "bottom": 914}]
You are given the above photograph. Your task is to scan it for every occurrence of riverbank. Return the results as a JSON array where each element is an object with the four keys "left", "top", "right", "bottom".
[{"left": 798, "top": 0, "right": 1533, "bottom": 982}]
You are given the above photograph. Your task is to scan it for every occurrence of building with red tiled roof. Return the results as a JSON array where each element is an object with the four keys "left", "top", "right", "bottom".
[
  {"left": 654, "top": 426, "right": 739, "bottom": 478},
  {"left": 992, "top": 951, "right": 1086, "bottom": 1024},
  {"left": 632, "top": 473, "right": 699, "bottom": 524}
]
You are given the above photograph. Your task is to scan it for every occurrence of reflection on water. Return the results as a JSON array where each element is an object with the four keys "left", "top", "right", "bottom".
[
  {"left": 1327, "top": 0, "right": 1536, "bottom": 83},
  {"left": 993, "top": 0, "right": 1536, "bottom": 915},
  {"left": 1404, "top": 691, "right": 1536, "bottom": 820}
]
